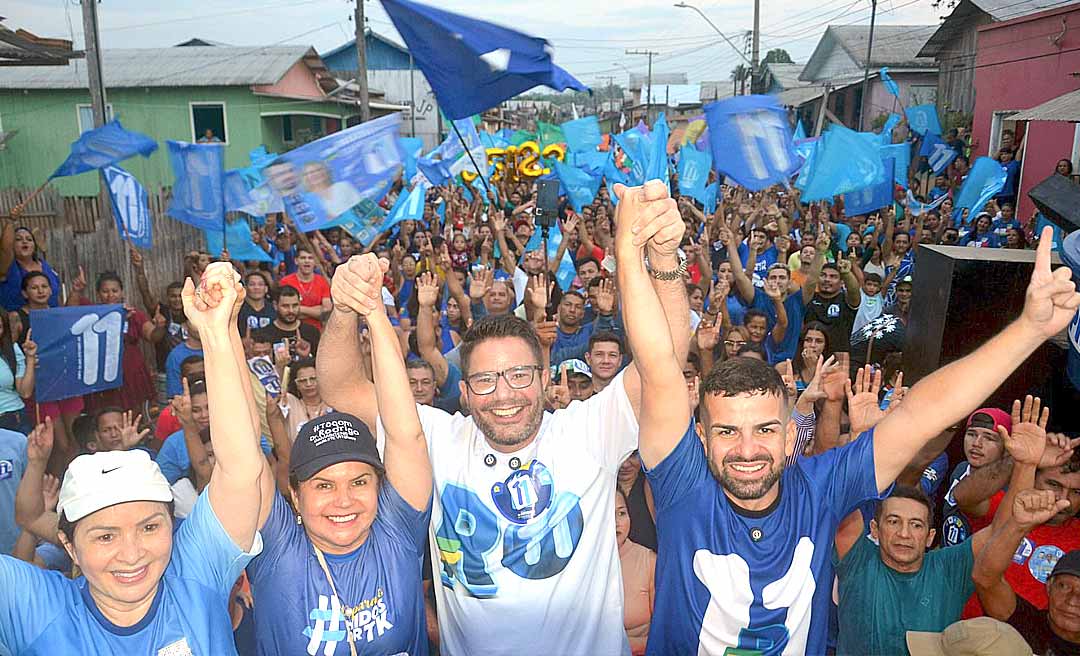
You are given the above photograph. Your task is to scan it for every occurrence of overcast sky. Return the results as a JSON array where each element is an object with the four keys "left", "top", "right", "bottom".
[{"left": 5, "top": 0, "right": 947, "bottom": 86}]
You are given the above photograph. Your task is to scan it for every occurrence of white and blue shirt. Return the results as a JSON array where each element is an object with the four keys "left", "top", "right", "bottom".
[
  {"left": 645, "top": 423, "right": 884, "bottom": 656},
  {"left": 246, "top": 484, "right": 431, "bottom": 656},
  {"left": 0, "top": 492, "right": 261, "bottom": 655},
  {"left": 0, "top": 429, "right": 27, "bottom": 555}
]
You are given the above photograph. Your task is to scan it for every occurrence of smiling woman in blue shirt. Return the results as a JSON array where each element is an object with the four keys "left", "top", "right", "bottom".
[{"left": 0, "top": 261, "right": 270, "bottom": 655}]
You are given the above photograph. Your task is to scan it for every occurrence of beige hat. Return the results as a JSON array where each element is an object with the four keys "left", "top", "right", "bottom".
[{"left": 906, "top": 617, "right": 1033, "bottom": 656}]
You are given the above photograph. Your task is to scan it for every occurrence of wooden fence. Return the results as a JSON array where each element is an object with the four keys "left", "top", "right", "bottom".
[{"left": 0, "top": 186, "right": 206, "bottom": 306}]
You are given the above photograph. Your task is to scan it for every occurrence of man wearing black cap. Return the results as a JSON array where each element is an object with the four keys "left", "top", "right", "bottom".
[{"left": 975, "top": 488, "right": 1080, "bottom": 655}]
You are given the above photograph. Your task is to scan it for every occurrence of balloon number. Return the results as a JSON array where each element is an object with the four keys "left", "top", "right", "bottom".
[{"left": 462, "top": 143, "right": 567, "bottom": 184}]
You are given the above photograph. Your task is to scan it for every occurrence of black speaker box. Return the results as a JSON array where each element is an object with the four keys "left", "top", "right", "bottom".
[
  {"left": 1028, "top": 174, "right": 1080, "bottom": 234},
  {"left": 902, "top": 244, "right": 1076, "bottom": 429}
]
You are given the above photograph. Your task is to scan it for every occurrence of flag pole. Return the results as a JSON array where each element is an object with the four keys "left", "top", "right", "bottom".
[
  {"left": 8, "top": 181, "right": 50, "bottom": 220},
  {"left": 450, "top": 120, "right": 491, "bottom": 197}
]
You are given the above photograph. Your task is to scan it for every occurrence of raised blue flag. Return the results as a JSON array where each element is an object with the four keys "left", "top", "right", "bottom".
[
  {"left": 704, "top": 95, "right": 800, "bottom": 191},
  {"left": 844, "top": 158, "right": 895, "bottom": 217},
  {"left": 880, "top": 68, "right": 900, "bottom": 99},
  {"left": 793, "top": 120, "right": 807, "bottom": 141},
  {"left": 603, "top": 156, "right": 629, "bottom": 206},
  {"left": 31, "top": 305, "right": 125, "bottom": 402},
  {"left": 612, "top": 130, "right": 646, "bottom": 185},
  {"left": 646, "top": 112, "right": 671, "bottom": 189},
  {"left": 381, "top": 184, "right": 427, "bottom": 232},
  {"left": 919, "top": 132, "right": 958, "bottom": 175},
  {"left": 50, "top": 119, "right": 157, "bottom": 179},
  {"left": 102, "top": 166, "right": 152, "bottom": 250},
  {"left": 380, "top": 0, "right": 588, "bottom": 120},
  {"left": 166, "top": 141, "right": 225, "bottom": 231},
  {"left": 796, "top": 123, "right": 884, "bottom": 202},
  {"left": 334, "top": 198, "right": 388, "bottom": 246},
  {"left": 905, "top": 104, "right": 942, "bottom": 136},
  {"left": 400, "top": 137, "right": 424, "bottom": 181},
  {"left": 678, "top": 145, "right": 712, "bottom": 205},
  {"left": 953, "top": 156, "right": 1008, "bottom": 222},
  {"left": 561, "top": 116, "right": 602, "bottom": 154},
  {"left": 879, "top": 113, "right": 902, "bottom": 145},
  {"left": 205, "top": 218, "right": 271, "bottom": 262},
  {"left": 553, "top": 160, "right": 601, "bottom": 213},
  {"left": 703, "top": 182, "right": 719, "bottom": 215},
  {"left": 879, "top": 142, "right": 911, "bottom": 189}
]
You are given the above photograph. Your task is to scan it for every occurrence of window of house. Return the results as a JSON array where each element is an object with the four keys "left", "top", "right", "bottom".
[
  {"left": 76, "top": 104, "right": 114, "bottom": 134},
  {"left": 190, "top": 103, "right": 227, "bottom": 143},
  {"left": 910, "top": 86, "right": 938, "bottom": 107},
  {"left": 989, "top": 110, "right": 1020, "bottom": 156}
]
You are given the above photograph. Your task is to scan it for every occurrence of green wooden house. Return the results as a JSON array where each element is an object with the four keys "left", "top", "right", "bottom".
[{"left": 0, "top": 42, "right": 405, "bottom": 196}]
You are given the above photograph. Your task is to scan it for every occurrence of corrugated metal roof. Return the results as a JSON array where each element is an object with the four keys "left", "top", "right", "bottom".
[
  {"left": 777, "top": 86, "right": 826, "bottom": 107},
  {"left": 1011, "top": 88, "right": 1080, "bottom": 121},
  {"left": 970, "top": 0, "right": 1076, "bottom": 21},
  {"left": 762, "top": 63, "right": 811, "bottom": 90},
  {"left": 919, "top": 0, "right": 1077, "bottom": 57},
  {"left": 0, "top": 45, "right": 315, "bottom": 89},
  {"left": 830, "top": 25, "right": 938, "bottom": 69}
]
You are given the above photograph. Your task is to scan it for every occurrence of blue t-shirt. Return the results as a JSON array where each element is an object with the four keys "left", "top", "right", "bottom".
[
  {"left": 165, "top": 343, "right": 203, "bottom": 398},
  {"left": 991, "top": 218, "right": 1021, "bottom": 240},
  {"left": 0, "top": 492, "right": 261, "bottom": 654},
  {"left": 997, "top": 160, "right": 1021, "bottom": 198},
  {"left": 0, "top": 429, "right": 27, "bottom": 556},
  {"left": 752, "top": 289, "right": 806, "bottom": 364},
  {"left": 156, "top": 429, "right": 274, "bottom": 485},
  {"left": 738, "top": 243, "right": 779, "bottom": 287},
  {"left": 0, "top": 259, "right": 60, "bottom": 313},
  {"left": 645, "top": 423, "right": 884, "bottom": 656},
  {"left": 246, "top": 485, "right": 431, "bottom": 656}
]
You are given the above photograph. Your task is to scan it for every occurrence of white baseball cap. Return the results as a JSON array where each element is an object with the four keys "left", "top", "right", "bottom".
[{"left": 57, "top": 450, "right": 174, "bottom": 522}]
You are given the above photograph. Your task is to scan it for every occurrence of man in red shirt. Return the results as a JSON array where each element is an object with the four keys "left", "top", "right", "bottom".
[{"left": 278, "top": 245, "right": 331, "bottom": 330}]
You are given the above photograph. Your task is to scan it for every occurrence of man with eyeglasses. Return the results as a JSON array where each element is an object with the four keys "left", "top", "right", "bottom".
[{"left": 317, "top": 180, "right": 689, "bottom": 656}]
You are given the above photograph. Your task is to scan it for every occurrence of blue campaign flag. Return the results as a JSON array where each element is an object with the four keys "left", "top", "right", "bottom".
[
  {"left": 570, "top": 150, "right": 610, "bottom": 175},
  {"left": 793, "top": 120, "right": 807, "bottom": 141},
  {"left": 919, "top": 132, "right": 958, "bottom": 175},
  {"left": 265, "top": 113, "right": 403, "bottom": 232},
  {"left": 880, "top": 67, "right": 900, "bottom": 99},
  {"left": 381, "top": 184, "right": 427, "bottom": 232},
  {"left": 844, "top": 158, "right": 895, "bottom": 217},
  {"left": 905, "top": 104, "right": 942, "bottom": 136},
  {"left": 953, "top": 156, "right": 1008, "bottom": 221},
  {"left": 334, "top": 198, "right": 388, "bottom": 246},
  {"left": 704, "top": 95, "right": 800, "bottom": 191},
  {"left": 603, "top": 155, "right": 629, "bottom": 206},
  {"left": 678, "top": 145, "right": 712, "bottom": 205},
  {"left": 554, "top": 160, "right": 601, "bottom": 213},
  {"left": 796, "top": 123, "right": 885, "bottom": 202},
  {"left": 381, "top": 0, "right": 588, "bottom": 120},
  {"left": 31, "top": 305, "right": 126, "bottom": 402},
  {"left": 561, "top": 116, "right": 602, "bottom": 154},
  {"left": 646, "top": 112, "right": 671, "bottom": 188},
  {"left": 879, "top": 142, "right": 911, "bottom": 189},
  {"left": 400, "top": 137, "right": 424, "bottom": 181},
  {"left": 102, "top": 166, "right": 152, "bottom": 250},
  {"left": 205, "top": 217, "right": 271, "bottom": 262},
  {"left": 905, "top": 189, "right": 948, "bottom": 216},
  {"left": 879, "top": 113, "right": 902, "bottom": 145},
  {"left": 612, "top": 130, "right": 646, "bottom": 185},
  {"left": 703, "top": 181, "right": 719, "bottom": 215},
  {"left": 166, "top": 141, "right": 225, "bottom": 231},
  {"left": 50, "top": 119, "right": 157, "bottom": 179}
]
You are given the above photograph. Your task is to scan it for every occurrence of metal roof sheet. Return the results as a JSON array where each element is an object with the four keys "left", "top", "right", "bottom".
[{"left": 1011, "top": 88, "right": 1080, "bottom": 122}]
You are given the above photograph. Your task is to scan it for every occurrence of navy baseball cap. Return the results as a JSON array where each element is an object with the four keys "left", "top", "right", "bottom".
[
  {"left": 1051, "top": 549, "right": 1080, "bottom": 580},
  {"left": 289, "top": 412, "right": 383, "bottom": 482}
]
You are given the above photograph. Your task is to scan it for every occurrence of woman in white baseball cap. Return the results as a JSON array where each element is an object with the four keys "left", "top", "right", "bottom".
[{"left": 0, "top": 262, "right": 270, "bottom": 655}]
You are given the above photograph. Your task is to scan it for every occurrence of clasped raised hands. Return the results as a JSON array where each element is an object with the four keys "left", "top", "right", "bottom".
[
  {"left": 182, "top": 261, "right": 243, "bottom": 336},
  {"left": 612, "top": 180, "right": 684, "bottom": 258},
  {"left": 330, "top": 253, "right": 391, "bottom": 317}
]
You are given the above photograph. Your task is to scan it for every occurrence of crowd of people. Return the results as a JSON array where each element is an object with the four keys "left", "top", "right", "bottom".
[{"left": 0, "top": 122, "right": 1078, "bottom": 656}]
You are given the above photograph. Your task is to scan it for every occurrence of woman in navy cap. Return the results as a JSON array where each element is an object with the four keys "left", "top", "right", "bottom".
[{"left": 247, "top": 252, "right": 432, "bottom": 656}]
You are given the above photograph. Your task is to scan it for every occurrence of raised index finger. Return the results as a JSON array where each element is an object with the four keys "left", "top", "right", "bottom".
[{"left": 1035, "top": 226, "right": 1053, "bottom": 275}]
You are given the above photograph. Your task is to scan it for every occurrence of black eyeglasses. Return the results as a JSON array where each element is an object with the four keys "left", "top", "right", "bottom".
[{"left": 465, "top": 365, "right": 543, "bottom": 395}]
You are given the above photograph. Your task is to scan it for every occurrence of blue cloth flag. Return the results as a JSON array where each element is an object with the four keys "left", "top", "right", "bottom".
[
  {"left": 380, "top": 0, "right": 588, "bottom": 120},
  {"left": 953, "top": 156, "right": 1008, "bottom": 222},
  {"left": 703, "top": 182, "right": 719, "bottom": 215},
  {"left": 205, "top": 218, "right": 271, "bottom": 262},
  {"left": 844, "top": 158, "right": 895, "bottom": 217},
  {"left": 50, "top": 119, "right": 157, "bottom": 179},
  {"left": 553, "top": 160, "right": 601, "bottom": 213},
  {"left": 561, "top": 116, "right": 602, "bottom": 154},
  {"left": 612, "top": 130, "right": 646, "bottom": 186},
  {"left": 264, "top": 113, "right": 403, "bottom": 232},
  {"left": 603, "top": 155, "right": 629, "bottom": 206},
  {"left": 646, "top": 112, "right": 671, "bottom": 188},
  {"left": 678, "top": 145, "right": 712, "bottom": 205},
  {"left": 879, "top": 113, "right": 902, "bottom": 145},
  {"left": 31, "top": 305, "right": 126, "bottom": 402},
  {"left": 102, "top": 166, "right": 152, "bottom": 250},
  {"left": 880, "top": 68, "right": 900, "bottom": 99},
  {"left": 333, "top": 198, "right": 388, "bottom": 246},
  {"left": 381, "top": 185, "right": 427, "bottom": 232},
  {"left": 879, "top": 142, "right": 910, "bottom": 189},
  {"left": 400, "top": 137, "right": 424, "bottom": 181},
  {"left": 166, "top": 141, "right": 225, "bottom": 231},
  {"left": 796, "top": 123, "right": 885, "bottom": 202},
  {"left": 905, "top": 104, "right": 942, "bottom": 136},
  {"left": 793, "top": 120, "right": 807, "bottom": 141},
  {"left": 919, "top": 132, "right": 958, "bottom": 175},
  {"left": 704, "top": 95, "right": 800, "bottom": 191}
]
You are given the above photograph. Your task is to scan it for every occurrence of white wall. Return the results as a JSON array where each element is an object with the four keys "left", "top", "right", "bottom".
[{"left": 368, "top": 69, "right": 441, "bottom": 150}]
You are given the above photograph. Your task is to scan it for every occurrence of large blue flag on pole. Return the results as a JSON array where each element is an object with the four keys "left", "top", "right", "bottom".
[
  {"left": 880, "top": 68, "right": 900, "bottom": 99},
  {"left": 380, "top": 0, "right": 588, "bottom": 120},
  {"left": 844, "top": 158, "right": 896, "bottom": 217},
  {"left": 166, "top": 141, "right": 226, "bottom": 231},
  {"left": 205, "top": 218, "right": 272, "bottom": 262},
  {"left": 919, "top": 132, "right": 958, "bottom": 175},
  {"left": 678, "top": 145, "right": 712, "bottom": 205},
  {"left": 796, "top": 123, "right": 885, "bottom": 202},
  {"left": 51, "top": 119, "right": 157, "bottom": 179},
  {"left": 953, "top": 156, "right": 1008, "bottom": 223},
  {"left": 102, "top": 166, "right": 152, "bottom": 250},
  {"left": 704, "top": 95, "right": 800, "bottom": 191},
  {"left": 553, "top": 160, "right": 601, "bottom": 214},
  {"left": 561, "top": 116, "right": 602, "bottom": 154}
]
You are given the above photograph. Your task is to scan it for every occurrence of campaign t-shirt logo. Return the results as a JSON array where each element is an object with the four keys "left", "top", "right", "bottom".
[
  {"left": 827, "top": 303, "right": 841, "bottom": 318},
  {"left": 0, "top": 459, "right": 12, "bottom": 480},
  {"left": 1029, "top": 545, "right": 1065, "bottom": 583},
  {"left": 1013, "top": 537, "right": 1035, "bottom": 565},
  {"left": 156, "top": 638, "right": 193, "bottom": 656},
  {"left": 491, "top": 460, "right": 554, "bottom": 524}
]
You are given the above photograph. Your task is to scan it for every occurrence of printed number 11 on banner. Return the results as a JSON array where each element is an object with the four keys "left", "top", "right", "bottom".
[
  {"left": 71, "top": 311, "right": 123, "bottom": 385},
  {"left": 732, "top": 111, "right": 794, "bottom": 182},
  {"left": 30, "top": 304, "right": 126, "bottom": 402}
]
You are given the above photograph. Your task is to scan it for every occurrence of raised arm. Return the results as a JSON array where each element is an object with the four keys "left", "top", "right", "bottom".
[
  {"left": 355, "top": 253, "right": 431, "bottom": 511},
  {"left": 870, "top": 228, "right": 1080, "bottom": 492},
  {"left": 129, "top": 247, "right": 159, "bottom": 314},
  {"left": 416, "top": 272, "right": 450, "bottom": 386},
  {"left": 723, "top": 225, "right": 756, "bottom": 304},
  {"left": 182, "top": 263, "right": 268, "bottom": 550},
  {"left": 316, "top": 257, "right": 381, "bottom": 429},
  {"left": 14, "top": 419, "right": 59, "bottom": 546},
  {"left": 0, "top": 221, "right": 14, "bottom": 281},
  {"left": 764, "top": 281, "right": 788, "bottom": 344},
  {"left": 838, "top": 257, "right": 862, "bottom": 309},
  {"left": 14, "top": 336, "right": 36, "bottom": 399},
  {"left": 802, "top": 230, "right": 829, "bottom": 304},
  {"left": 615, "top": 182, "right": 692, "bottom": 468}
]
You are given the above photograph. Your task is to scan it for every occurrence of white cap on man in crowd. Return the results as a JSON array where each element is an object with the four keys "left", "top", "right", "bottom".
[
  {"left": 553, "top": 358, "right": 592, "bottom": 381},
  {"left": 57, "top": 450, "right": 174, "bottom": 522},
  {"left": 906, "top": 617, "right": 1033, "bottom": 656}
]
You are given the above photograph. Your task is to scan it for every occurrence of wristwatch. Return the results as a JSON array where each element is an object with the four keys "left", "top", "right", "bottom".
[{"left": 646, "top": 253, "right": 688, "bottom": 281}]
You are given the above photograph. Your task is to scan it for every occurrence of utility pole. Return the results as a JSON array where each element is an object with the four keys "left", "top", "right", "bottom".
[
  {"left": 751, "top": 0, "right": 760, "bottom": 94},
  {"left": 626, "top": 49, "right": 657, "bottom": 124},
  {"left": 81, "top": 0, "right": 108, "bottom": 129},
  {"left": 859, "top": 0, "right": 878, "bottom": 131},
  {"left": 354, "top": 0, "right": 371, "bottom": 123},
  {"left": 409, "top": 54, "right": 417, "bottom": 137}
]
